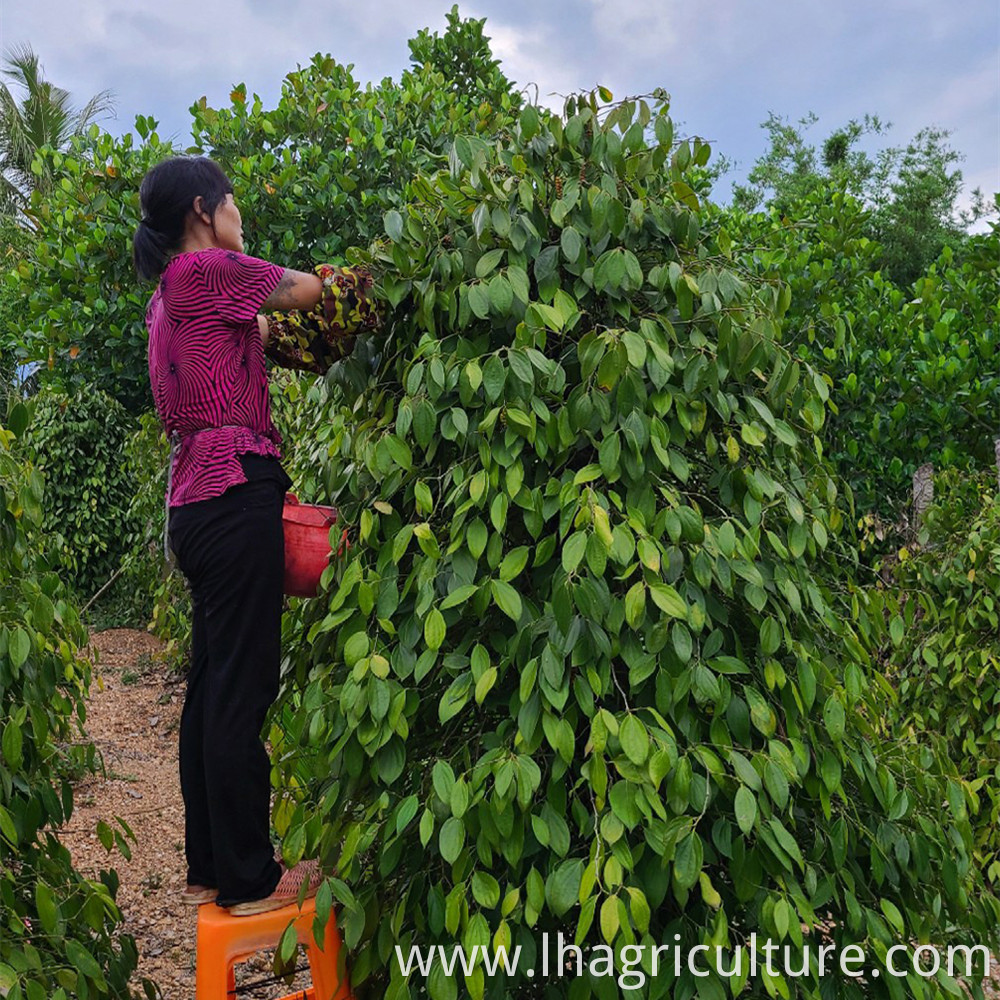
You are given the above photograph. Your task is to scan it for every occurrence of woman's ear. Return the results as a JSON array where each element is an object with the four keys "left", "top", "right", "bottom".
[{"left": 191, "top": 195, "right": 212, "bottom": 226}]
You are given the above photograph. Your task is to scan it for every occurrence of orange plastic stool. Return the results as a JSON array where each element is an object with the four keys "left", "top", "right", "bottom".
[{"left": 195, "top": 895, "right": 352, "bottom": 1000}]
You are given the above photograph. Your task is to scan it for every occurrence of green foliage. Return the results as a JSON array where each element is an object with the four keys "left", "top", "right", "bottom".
[
  {"left": 0, "top": 400, "right": 150, "bottom": 999},
  {"left": 74, "top": 409, "right": 193, "bottom": 664},
  {"left": 0, "top": 216, "right": 32, "bottom": 331},
  {"left": 887, "top": 468, "right": 1000, "bottom": 884},
  {"left": 407, "top": 5, "right": 520, "bottom": 110},
  {"left": 0, "top": 218, "right": 35, "bottom": 406},
  {"left": 12, "top": 15, "right": 523, "bottom": 412},
  {"left": 732, "top": 112, "right": 992, "bottom": 286},
  {"left": 14, "top": 121, "right": 173, "bottom": 411},
  {"left": 260, "top": 80, "right": 997, "bottom": 998},
  {"left": 19, "top": 388, "right": 138, "bottom": 601},
  {"left": 187, "top": 48, "right": 520, "bottom": 263},
  {"left": 268, "top": 367, "right": 334, "bottom": 501},
  {"left": 120, "top": 410, "right": 191, "bottom": 662},
  {"left": 729, "top": 193, "right": 1000, "bottom": 525}
]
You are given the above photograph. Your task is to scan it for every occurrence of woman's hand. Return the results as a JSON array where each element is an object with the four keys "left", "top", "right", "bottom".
[{"left": 259, "top": 264, "right": 380, "bottom": 374}]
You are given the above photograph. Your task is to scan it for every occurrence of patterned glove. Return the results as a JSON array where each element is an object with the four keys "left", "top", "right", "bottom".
[{"left": 264, "top": 264, "right": 380, "bottom": 373}]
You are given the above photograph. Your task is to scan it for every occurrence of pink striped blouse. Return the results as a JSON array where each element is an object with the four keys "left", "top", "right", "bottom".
[{"left": 146, "top": 248, "right": 286, "bottom": 507}]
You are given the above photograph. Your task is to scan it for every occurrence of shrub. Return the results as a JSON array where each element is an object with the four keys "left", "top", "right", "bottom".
[
  {"left": 263, "top": 87, "right": 997, "bottom": 998},
  {"left": 119, "top": 410, "right": 191, "bottom": 665},
  {"left": 887, "top": 467, "right": 1000, "bottom": 884},
  {"left": 0, "top": 399, "right": 152, "bottom": 998},
  {"left": 20, "top": 387, "right": 138, "bottom": 602}
]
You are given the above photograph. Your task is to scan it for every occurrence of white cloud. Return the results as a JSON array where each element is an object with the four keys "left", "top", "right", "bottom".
[
  {"left": 6, "top": 0, "right": 308, "bottom": 139},
  {"left": 588, "top": 0, "right": 680, "bottom": 58},
  {"left": 3, "top": 0, "right": 996, "bottom": 214},
  {"left": 479, "top": 19, "right": 586, "bottom": 110},
  {"left": 923, "top": 55, "right": 999, "bottom": 130}
]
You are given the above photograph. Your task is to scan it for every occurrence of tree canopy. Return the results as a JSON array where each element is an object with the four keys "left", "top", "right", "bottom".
[{"left": 733, "top": 111, "right": 992, "bottom": 286}]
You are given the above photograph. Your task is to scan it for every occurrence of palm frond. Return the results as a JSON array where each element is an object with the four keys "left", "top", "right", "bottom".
[
  {"left": 24, "top": 85, "right": 74, "bottom": 148},
  {"left": 0, "top": 84, "right": 36, "bottom": 185},
  {"left": 2, "top": 44, "right": 42, "bottom": 93},
  {"left": 73, "top": 88, "right": 116, "bottom": 133},
  {"left": 0, "top": 173, "right": 26, "bottom": 210},
  {"left": 0, "top": 43, "right": 116, "bottom": 214}
]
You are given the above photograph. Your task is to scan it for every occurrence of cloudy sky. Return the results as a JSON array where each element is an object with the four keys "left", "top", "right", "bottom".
[{"left": 4, "top": 1, "right": 998, "bottom": 213}]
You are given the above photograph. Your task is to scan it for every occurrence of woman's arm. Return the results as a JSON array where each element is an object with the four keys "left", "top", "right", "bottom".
[
  {"left": 261, "top": 268, "right": 324, "bottom": 312},
  {"left": 258, "top": 264, "right": 380, "bottom": 372}
]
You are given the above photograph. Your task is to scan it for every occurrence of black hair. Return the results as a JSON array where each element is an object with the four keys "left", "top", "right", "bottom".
[{"left": 132, "top": 156, "right": 234, "bottom": 281}]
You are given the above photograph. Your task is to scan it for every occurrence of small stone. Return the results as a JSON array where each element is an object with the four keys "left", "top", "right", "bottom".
[{"left": 149, "top": 716, "right": 160, "bottom": 727}]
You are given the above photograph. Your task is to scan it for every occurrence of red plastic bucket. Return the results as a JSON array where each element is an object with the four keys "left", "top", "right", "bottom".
[{"left": 282, "top": 494, "right": 340, "bottom": 598}]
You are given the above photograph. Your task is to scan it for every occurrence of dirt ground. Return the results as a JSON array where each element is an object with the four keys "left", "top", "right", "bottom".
[
  {"left": 60, "top": 628, "right": 314, "bottom": 999},
  {"left": 60, "top": 628, "right": 999, "bottom": 999}
]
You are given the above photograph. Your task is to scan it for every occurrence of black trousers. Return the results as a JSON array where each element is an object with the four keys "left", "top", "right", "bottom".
[{"left": 167, "top": 455, "right": 291, "bottom": 906}]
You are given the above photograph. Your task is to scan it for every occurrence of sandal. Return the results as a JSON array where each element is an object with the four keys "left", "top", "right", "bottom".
[
  {"left": 181, "top": 884, "right": 218, "bottom": 905},
  {"left": 226, "top": 860, "right": 323, "bottom": 916}
]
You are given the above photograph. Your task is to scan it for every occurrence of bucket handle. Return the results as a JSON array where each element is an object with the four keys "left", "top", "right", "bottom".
[{"left": 285, "top": 492, "right": 339, "bottom": 527}]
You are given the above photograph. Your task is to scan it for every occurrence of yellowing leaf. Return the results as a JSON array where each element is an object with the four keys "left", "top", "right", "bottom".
[
  {"left": 649, "top": 583, "right": 686, "bottom": 618},
  {"left": 592, "top": 505, "right": 613, "bottom": 549},
  {"left": 699, "top": 872, "right": 722, "bottom": 908},
  {"left": 599, "top": 894, "right": 620, "bottom": 943},
  {"left": 425, "top": 609, "right": 446, "bottom": 650}
]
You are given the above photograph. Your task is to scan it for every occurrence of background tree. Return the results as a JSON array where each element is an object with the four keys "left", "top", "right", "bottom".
[
  {"left": 732, "top": 111, "right": 990, "bottom": 285},
  {"left": 407, "top": 4, "right": 520, "bottom": 111},
  {"left": 870, "top": 125, "right": 978, "bottom": 286},
  {"left": 726, "top": 188, "right": 999, "bottom": 529},
  {"left": 732, "top": 112, "right": 888, "bottom": 217},
  {"left": 0, "top": 44, "right": 114, "bottom": 217},
  {"left": 0, "top": 215, "right": 35, "bottom": 404},
  {"left": 0, "top": 45, "right": 114, "bottom": 411}
]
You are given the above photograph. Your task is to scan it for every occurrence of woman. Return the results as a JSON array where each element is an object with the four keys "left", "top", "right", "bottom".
[{"left": 134, "top": 155, "right": 330, "bottom": 916}]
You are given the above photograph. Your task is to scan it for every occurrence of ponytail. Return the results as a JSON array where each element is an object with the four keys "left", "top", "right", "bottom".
[
  {"left": 132, "top": 156, "right": 234, "bottom": 281},
  {"left": 133, "top": 218, "right": 174, "bottom": 281}
]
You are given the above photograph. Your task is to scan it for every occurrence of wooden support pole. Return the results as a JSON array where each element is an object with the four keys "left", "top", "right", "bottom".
[{"left": 912, "top": 462, "right": 934, "bottom": 527}]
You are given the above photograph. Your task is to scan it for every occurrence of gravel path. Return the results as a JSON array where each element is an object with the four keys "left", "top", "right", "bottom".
[{"left": 60, "top": 628, "right": 313, "bottom": 999}]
